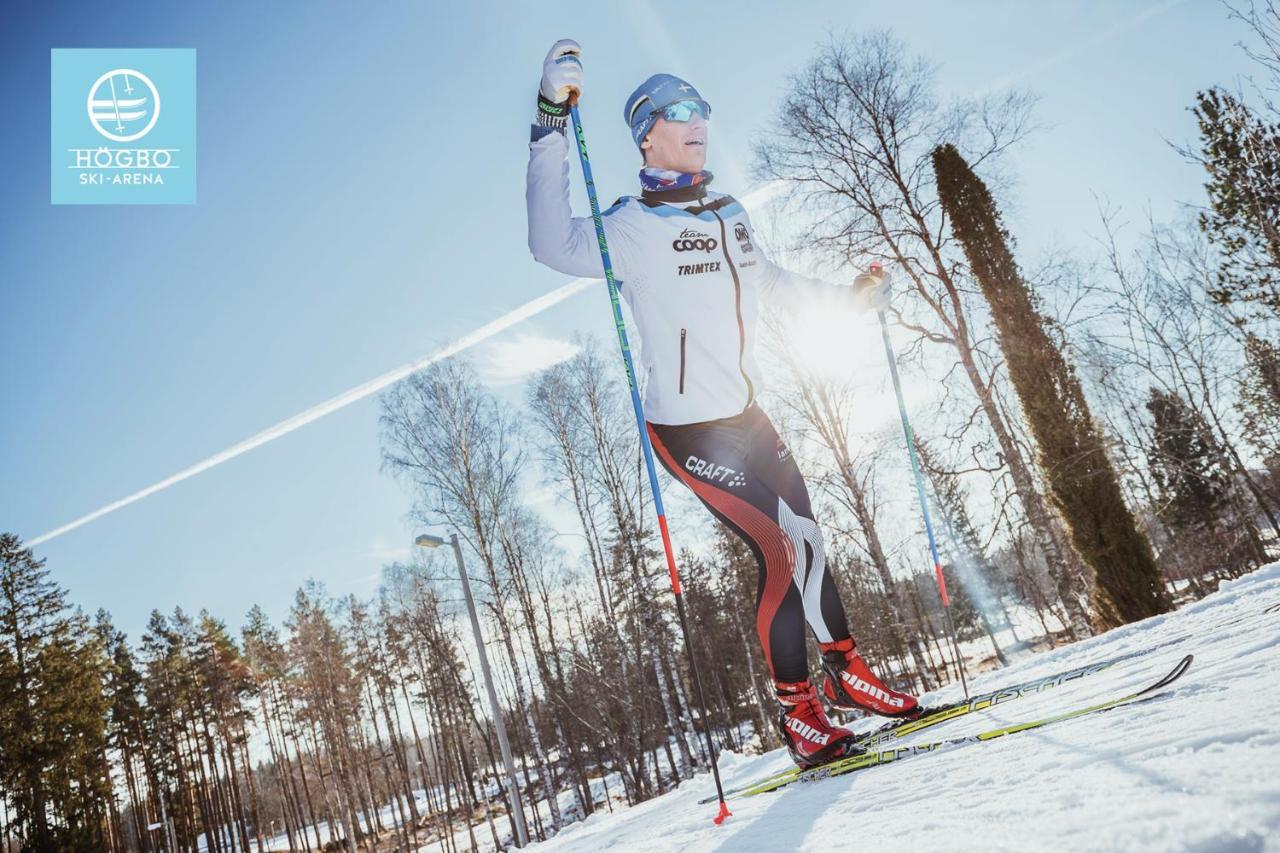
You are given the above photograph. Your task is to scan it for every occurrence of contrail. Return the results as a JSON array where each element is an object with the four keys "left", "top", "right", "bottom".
[
  {"left": 26, "top": 277, "right": 594, "bottom": 546},
  {"left": 978, "top": 0, "right": 1188, "bottom": 94},
  {"left": 26, "top": 183, "right": 784, "bottom": 547}
]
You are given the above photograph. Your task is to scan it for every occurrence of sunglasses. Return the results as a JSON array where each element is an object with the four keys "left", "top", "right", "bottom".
[{"left": 652, "top": 99, "right": 711, "bottom": 123}]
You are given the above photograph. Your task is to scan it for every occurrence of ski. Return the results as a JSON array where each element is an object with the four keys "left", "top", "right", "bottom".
[
  {"left": 700, "top": 653, "right": 1193, "bottom": 804},
  {"left": 703, "top": 643, "right": 1172, "bottom": 802},
  {"left": 854, "top": 639, "right": 1182, "bottom": 749},
  {"left": 854, "top": 601, "right": 1270, "bottom": 755}
]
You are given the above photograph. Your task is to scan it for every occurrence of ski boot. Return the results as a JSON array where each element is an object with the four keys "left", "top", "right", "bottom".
[
  {"left": 775, "top": 680, "right": 864, "bottom": 769},
  {"left": 820, "top": 637, "right": 920, "bottom": 718}
]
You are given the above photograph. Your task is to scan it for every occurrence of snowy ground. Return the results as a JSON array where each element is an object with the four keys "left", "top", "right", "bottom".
[{"left": 527, "top": 563, "right": 1280, "bottom": 853}]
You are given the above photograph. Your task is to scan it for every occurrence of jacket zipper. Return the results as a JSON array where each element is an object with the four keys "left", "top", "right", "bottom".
[
  {"left": 709, "top": 208, "right": 754, "bottom": 408},
  {"left": 679, "top": 328, "right": 687, "bottom": 394}
]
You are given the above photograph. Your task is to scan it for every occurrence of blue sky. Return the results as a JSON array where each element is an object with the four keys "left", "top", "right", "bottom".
[{"left": 0, "top": 0, "right": 1258, "bottom": 640}]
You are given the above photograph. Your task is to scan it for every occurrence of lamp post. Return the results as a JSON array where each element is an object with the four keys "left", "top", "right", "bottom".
[{"left": 415, "top": 532, "right": 529, "bottom": 848}]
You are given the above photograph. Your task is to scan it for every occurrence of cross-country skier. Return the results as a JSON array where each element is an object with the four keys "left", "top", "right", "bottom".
[{"left": 526, "top": 39, "right": 919, "bottom": 770}]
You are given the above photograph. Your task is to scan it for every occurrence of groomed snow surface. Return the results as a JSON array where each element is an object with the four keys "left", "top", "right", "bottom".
[{"left": 528, "top": 563, "right": 1280, "bottom": 853}]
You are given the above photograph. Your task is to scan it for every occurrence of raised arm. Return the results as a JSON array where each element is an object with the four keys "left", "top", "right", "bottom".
[{"left": 525, "top": 39, "right": 634, "bottom": 282}]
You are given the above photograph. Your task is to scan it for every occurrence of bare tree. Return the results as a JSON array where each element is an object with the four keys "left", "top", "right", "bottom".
[
  {"left": 770, "top": 348, "right": 937, "bottom": 690},
  {"left": 528, "top": 345, "right": 697, "bottom": 787},
  {"left": 753, "top": 30, "right": 1094, "bottom": 635},
  {"left": 381, "top": 359, "right": 566, "bottom": 834},
  {"left": 1089, "top": 213, "right": 1280, "bottom": 542}
]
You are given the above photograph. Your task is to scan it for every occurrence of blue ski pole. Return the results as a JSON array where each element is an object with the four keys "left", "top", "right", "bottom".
[
  {"left": 566, "top": 94, "right": 732, "bottom": 824},
  {"left": 863, "top": 263, "right": 970, "bottom": 698}
]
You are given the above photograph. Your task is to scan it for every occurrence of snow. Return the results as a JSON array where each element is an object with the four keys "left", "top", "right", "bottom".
[{"left": 526, "top": 563, "right": 1280, "bottom": 853}]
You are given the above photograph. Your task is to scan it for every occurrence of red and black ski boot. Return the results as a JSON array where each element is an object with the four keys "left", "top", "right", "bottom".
[
  {"left": 820, "top": 637, "right": 920, "bottom": 718},
  {"left": 775, "top": 680, "right": 863, "bottom": 769}
]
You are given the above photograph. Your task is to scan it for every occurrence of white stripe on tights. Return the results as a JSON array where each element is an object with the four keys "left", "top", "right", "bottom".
[{"left": 777, "top": 496, "right": 834, "bottom": 643}]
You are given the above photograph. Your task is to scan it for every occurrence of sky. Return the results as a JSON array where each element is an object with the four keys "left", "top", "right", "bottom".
[{"left": 0, "top": 0, "right": 1262, "bottom": 642}]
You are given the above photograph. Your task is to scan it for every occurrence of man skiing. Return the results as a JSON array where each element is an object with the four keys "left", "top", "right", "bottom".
[{"left": 526, "top": 39, "right": 918, "bottom": 770}]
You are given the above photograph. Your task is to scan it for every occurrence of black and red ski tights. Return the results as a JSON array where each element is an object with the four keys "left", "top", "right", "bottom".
[{"left": 648, "top": 402, "right": 850, "bottom": 685}]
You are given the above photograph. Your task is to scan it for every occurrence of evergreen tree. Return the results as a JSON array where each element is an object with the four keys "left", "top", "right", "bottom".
[
  {"left": 287, "top": 582, "right": 367, "bottom": 851},
  {"left": 1147, "top": 388, "right": 1264, "bottom": 576},
  {"left": 37, "top": 616, "right": 111, "bottom": 849},
  {"left": 1239, "top": 333, "right": 1280, "bottom": 460},
  {"left": 1192, "top": 88, "right": 1280, "bottom": 323},
  {"left": 95, "top": 610, "right": 151, "bottom": 852},
  {"left": 0, "top": 533, "right": 111, "bottom": 850},
  {"left": 139, "top": 610, "right": 202, "bottom": 849},
  {"left": 193, "top": 611, "right": 257, "bottom": 851},
  {"left": 1146, "top": 389, "right": 1237, "bottom": 533},
  {"left": 933, "top": 565, "right": 979, "bottom": 637},
  {"left": 932, "top": 143, "right": 1170, "bottom": 625},
  {"left": 916, "top": 443, "right": 1012, "bottom": 665}
]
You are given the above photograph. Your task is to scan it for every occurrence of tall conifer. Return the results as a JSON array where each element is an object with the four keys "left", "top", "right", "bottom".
[{"left": 932, "top": 144, "right": 1170, "bottom": 624}]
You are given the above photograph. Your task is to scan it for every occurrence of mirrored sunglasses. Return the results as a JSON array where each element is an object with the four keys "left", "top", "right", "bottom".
[{"left": 654, "top": 99, "right": 711, "bottom": 123}]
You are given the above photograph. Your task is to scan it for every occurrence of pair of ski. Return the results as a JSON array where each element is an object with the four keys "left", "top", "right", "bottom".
[{"left": 700, "top": 650, "right": 1194, "bottom": 802}]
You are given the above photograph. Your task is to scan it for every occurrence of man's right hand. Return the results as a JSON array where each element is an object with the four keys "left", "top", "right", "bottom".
[{"left": 540, "top": 39, "right": 583, "bottom": 104}]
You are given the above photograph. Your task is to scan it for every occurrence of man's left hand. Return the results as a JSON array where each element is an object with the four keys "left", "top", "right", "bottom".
[{"left": 852, "top": 264, "right": 891, "bottom": 312}]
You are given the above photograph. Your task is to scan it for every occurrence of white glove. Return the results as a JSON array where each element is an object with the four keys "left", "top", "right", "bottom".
[
  {"left": 540, "top": 39, "right": 583, "bottom": 104},
  {"left": 852, "top": 264, "right": 892, "bottom": 312}
]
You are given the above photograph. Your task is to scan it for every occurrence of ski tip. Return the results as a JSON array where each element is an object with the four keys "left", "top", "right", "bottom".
[{"left": 712, "top": 800, "right": 733, "bottom": 825}]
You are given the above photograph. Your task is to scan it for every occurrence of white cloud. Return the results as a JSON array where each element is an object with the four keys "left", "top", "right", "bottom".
[{"left": 475, "top": 332, "right": 580, "bottom": 386}]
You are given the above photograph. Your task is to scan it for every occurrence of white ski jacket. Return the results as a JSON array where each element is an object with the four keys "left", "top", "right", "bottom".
[{"left": 527, "top": 128, "right": 838, "bottom": 426}]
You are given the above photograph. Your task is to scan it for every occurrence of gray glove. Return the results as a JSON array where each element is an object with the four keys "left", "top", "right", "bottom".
[{"left": 852, "top": 263, "right": 892, "bottom": 312}]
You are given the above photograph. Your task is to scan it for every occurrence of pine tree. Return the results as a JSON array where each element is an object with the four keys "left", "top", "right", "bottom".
[
  {"left": 916, "top": 443, "right": 1012, "bottom": 665},
  {"left": 96, "top": 611, "right": 152, "bottom": 852},
  {"left": 287, "top": 582, "right": 366, "bottom": 852},
  {"left": 38, "top": 614, "right": 111, "bottom": 848},
  {"left": 1239, "top": 333, "right": 1280, "bottom": 461},
  {"left": 193, "top": 611, "right": 257, "bottom": 851},
  {"left": 1147, "top": 388, "right": 1264, "bottom": 576},
  {"left": 1192, "top": 88, "right": 1280, "bottom": 323},
  {"left": 1146, "top": 389, "right": 1236, "bottom": 532},
  {"left": 139, "top": 609, "right": 209, "bottom": 849},
  {"left": 242, "top": 604, "right": 311, "bottom": 852},
  {"left": 0, "top": 533, "right": 111, "bottom": 850},
  {"left": 932, "top": 143, "right": 1170, "bottom": 625}
]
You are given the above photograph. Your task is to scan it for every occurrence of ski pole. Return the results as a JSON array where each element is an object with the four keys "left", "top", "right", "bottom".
[
  {"left": 566, "top": 96, "right": 732, "bottom": 825},
  {"left": 864, "top": 263, "right": 970, "bottom": 699}
]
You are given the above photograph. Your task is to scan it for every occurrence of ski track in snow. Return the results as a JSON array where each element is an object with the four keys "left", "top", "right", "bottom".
[{"left": 526, "top": 564, "right": 1280, "bottom": 853}]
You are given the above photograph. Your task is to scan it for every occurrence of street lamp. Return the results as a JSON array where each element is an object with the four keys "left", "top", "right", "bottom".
[{"left": 415, "top": 532, "right": 529, "bottom": 848}]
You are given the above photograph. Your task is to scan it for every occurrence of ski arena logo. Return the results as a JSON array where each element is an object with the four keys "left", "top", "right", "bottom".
[
  {"left": 51, "top": 49, "right": 197, "bottom": 205},
  {"left": 673, "top": 228, "right": 718, "bottom": 252},
  {"left": 88, "top": 70, "right": 160, "bottom": 141}
]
